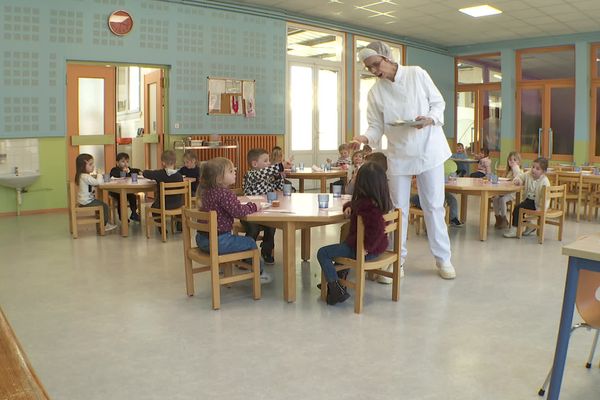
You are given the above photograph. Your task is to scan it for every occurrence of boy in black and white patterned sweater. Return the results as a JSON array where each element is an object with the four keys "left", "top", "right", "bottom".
[{"left": 241, "top": 148, "right": 289, "bottom": 264}]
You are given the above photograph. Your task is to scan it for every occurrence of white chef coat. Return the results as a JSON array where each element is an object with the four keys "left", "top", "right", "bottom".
[{"left": 364, "top": 65, "right": 451, "bottom": 176}]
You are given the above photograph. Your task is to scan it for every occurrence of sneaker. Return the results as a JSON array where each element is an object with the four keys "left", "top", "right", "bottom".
[
  {"left": 435, "top": 260, "right": 456, "bottom": 280},
  {"left": 523, "top": 227, "right": 536, "bottom": 236},
  {"left": 377, "top": 264, "right": 404, "bottom": 284},
  {"left": 503, "top": 227, "right": 518, "bottom": 238},
  {"left": 262, "top": 253, "right": 275, "bottom": 265},
  {"left": 260, "top": 272, "right": 273, "bottom": 284},
  {"left": 104, "top": 223, "right": 118, "bottom": 232},
  {"left": 449, "top": 218, "right": 463, "bottom": 227},
  {"left": 130, "top": 213, "right": 140, "bottom": 222}
]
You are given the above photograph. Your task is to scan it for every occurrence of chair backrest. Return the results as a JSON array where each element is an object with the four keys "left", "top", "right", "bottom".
[
  {"left": 542, "top": 184, "right": 566, "bottom": 211},
  {"left": 444, "top": 159, "right": 457, "bottom": 175},
  {"left": 576, "top": 270, "right": 600, "bottom": 329},
  {"left": 355, "top": 209, "right": 401, "bottom": 261},
  {"left": 159, "top": 180, "right": 191, "bottom": 210}
]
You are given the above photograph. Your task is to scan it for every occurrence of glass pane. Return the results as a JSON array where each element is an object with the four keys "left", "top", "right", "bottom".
[
  {"left": 596, "top": 87, "right": 600, "bottom": 157},
  {"left": 318, "top": 69, "right": 339, "bottom": 151},
  {"left": 78, "top": 78, "right": 104, "bottom": 135},
  {"left": 79, "top": 145, "right": 105, "bottom": 173},
  {"left": 290, "top": 65, "right": 313, "bottom": 151},
  {"left": 520, "top": 48, "right": 575, "bottom": 80},
  {"left": 148, "top": 82, "right": 157, "bottom": 134},
  {"left": 481, "top": 90, "right": 501, "bottom": 152},
  {"left": 456, "top": 91, "right": 475, "bottom": 152},
  {"left": 129, "top": 67, "right": 140, "bottom": 112},
  {"left": 550, "top": 87, "right": 575, "bottom": 156},
  {"left": 358, "top": 74, "right": 376, "bottom": 136},
  {"left": 457, "top": 55, "right": 501, "bottom": 84},
  {"left": 287, "top": 27, "right": 342, "bottom": 62},
  {"left": 520, "top": 89, "right": 542, "bottom": 154}
]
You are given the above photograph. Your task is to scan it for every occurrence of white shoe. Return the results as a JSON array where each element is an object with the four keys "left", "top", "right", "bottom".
[
  {"left": 523, "top": 227, "right": 536, "bottom": 236},
  {"left": 260, "top": 272, "right": 273, "bottom": 284},
  {"left": 104, "top": 223, "right": 118, "bottom": 232},
  {"left": 376, "top": 264, "right": 404, "bottom": 284},
  {"left": 503, "top": 227, "right": 517, "bottom": 238},
  {"left": 435, "top": 260, "right": 456, "bottom": 280}
]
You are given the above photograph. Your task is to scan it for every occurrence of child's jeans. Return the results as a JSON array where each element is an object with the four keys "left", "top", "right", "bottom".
[
  {"left": 80, "top": 199, "right": 109, "bottom": 224},
  {"left": 195, "top": 232, "right": 264, "bottom": 273},
  {"left": 239, "top": 221, "right": 275, "bottom": 258},
  {"left": 317, "top": 242, "right": 378, "bottom": 282}
]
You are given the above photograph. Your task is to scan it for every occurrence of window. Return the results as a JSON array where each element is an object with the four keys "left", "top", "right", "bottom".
[
  {"left": 117, "top": 66, "right": 140, "bottom": 113},
  {"left": 354, "top": 37, "right": 404, "bottom": 150},
  {"left": 455, "top": 53, "right": 501, "bottom": 153}
]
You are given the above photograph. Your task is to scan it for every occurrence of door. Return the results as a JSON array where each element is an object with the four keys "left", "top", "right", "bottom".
[
  {"left": 456, "top": 85, "right": 501, "bottom": 155},
  {"left": 66, "top": 64, "right": 116, "bottom": 180},
  {"left": 288, "top": 62, "right": 342, "bottom": 189},
  {"left": 517, "top": 83, "right": 574, "bottom": 161},
  {"left": 144, "top": 69, "right": 164, "bottom": 169}
]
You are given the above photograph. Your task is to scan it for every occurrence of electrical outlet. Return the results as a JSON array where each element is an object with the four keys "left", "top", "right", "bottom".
[{"left": 174, "top": 123, "right": 180, "bottom": 129}]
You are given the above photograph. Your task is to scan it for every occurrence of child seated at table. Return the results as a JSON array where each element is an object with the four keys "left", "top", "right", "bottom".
[
  {"left": 344, "top": 150, "right": 365, "bottom": 195},
  {"left": 470, "top": 148, "right": 492, "bottom": 178},
  {"left": 452, "top": 143, "right": 469, "bottom": 177},
  {"left": 242, "top": 148, "right": 290, "bottom": 264},
  {"left": 143, "top": 150, "right": 184, "bottom": 223},
  {"left": 271, "top": 145, "right": 296, "bottom": 191},
  {"left": 75, "top": 153, "right": 117, "bottom": 232},
  {"left": 410, "top": 193, "right": 462, "bottom": 227},
  {"left": 109, "top": 152, "right": 141, "bottom": 222},
  {"left": 503, "top": 157, "right": 550, "bottom": 238},
  {"left": 196, "top": 157, "right": 272, "bottom": 283},
  {"left": 493, "top": 151, "right": 522, "bottom": 229},
  {"left": 326, "top": 143, "right": 352, "bottom": 168},
  {"left": 178, "top": 149, "right": 201, "bottom": 197},
  {"left": 316, "top": 162, "right": 393, "bottom": 305}
]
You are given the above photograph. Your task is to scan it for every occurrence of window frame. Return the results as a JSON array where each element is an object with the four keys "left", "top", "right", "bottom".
[{"left": 591, "top": 43, "right": 600, "bottom": 163}]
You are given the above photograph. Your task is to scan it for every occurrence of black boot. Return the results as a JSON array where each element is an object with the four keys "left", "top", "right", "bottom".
[{"left": 326, "top": 280, "right": 350, "bottom": 305}]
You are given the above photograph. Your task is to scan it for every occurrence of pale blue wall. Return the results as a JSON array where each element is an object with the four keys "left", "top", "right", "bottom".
[{"left": 406, "top": 47, "right": 455, "bottom": 139}]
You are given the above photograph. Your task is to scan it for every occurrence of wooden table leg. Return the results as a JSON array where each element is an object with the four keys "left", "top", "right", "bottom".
[
  {"left": 301, "top": 228, "right": 310, "bottom": 261},
  {"left": 320, "top": 178, "right": 326, "bottom": 193},
  {"left": 299, "top": 179, "right": 305, "bottom": 193},
  {"left": 120, "top": 190, "right": 129, "bottom": 237},
  {"left": 479, "top": 191, "right": 489, "bottom": 241},
  {"left": 282, "top": 222, "right": 296, "bottom": 303},
  {"left": 460, "top": 193, "right": 468, "bottom": 222}
]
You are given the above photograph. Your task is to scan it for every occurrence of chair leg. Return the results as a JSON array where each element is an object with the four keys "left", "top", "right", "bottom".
[
  {"left": 252, "top": 250, "right": 261, "bottom": 300},
  {"left": 161, "top": 213, "right": 167, "bottom": 242},
  {"left": 145, "top": 209, "right": 151, "bottom": 239},
  {"left": 354, "top": 266, "right": 365, "bottom": 314},
  {"left": 538, "top": 217, "right": 545, "bottom": 244},
  {"left": 70, "top": 211, "right": 78, "bottom": 239},
  {"left": 558, "top": 214, "right": 565, "bottom": 241},
  {"left": 586, "top": 329, "right": 600, "bottom": 368},
  {"left": 184, "top": 254, "right": 195, "bottom": 296},
  {"left": 392, "top": 260, "right": 400, "bottom": 302},
  {"left": 211, "top": 262, "right": 221, "bottom": 310},
  {"left": 98, "top": 208, "right": 105, "bottom": 236},
  {"left": 320, "top": 271, "right": 327, "bottom": 301}
]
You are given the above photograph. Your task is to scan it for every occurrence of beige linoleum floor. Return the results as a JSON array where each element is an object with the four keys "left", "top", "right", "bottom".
[{"left": 1, "top": 202, "right": 600, "bottom": 400}]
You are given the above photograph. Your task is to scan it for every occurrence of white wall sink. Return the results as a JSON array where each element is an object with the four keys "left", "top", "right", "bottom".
[{"left": 0, "top": 171, "right": 40, "bottom": 189}]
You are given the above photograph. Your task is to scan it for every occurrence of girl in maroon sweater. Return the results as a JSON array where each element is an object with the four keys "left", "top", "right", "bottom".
[{"left": 317, "top": 162, "right": 393, "bottom": 305}]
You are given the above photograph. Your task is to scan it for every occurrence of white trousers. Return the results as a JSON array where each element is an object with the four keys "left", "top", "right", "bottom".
[
  {"left": 492, "top": 193, "right": 515, "bottom": 217},
  {"left": 388, "top": 163, "right": 452, "bottom": 265}
]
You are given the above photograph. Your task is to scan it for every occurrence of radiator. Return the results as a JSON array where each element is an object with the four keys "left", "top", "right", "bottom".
[{"left": 189, "top": 134, "right": 278, "bottom": 188}]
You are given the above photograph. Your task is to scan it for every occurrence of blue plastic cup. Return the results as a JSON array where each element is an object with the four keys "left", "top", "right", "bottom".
[
  {"left": 332, "top": 184, "right": 342, "bottom": 198},
  {"left": 120, "top": 170, "right": 126, "bottom": 178},
  {"left": 491, "top": 174, "right": 499, "bottom": 184},
  {"left": 103, "top": 174, "right": 111, "bottom": 183},
  {"left": 318, "top": 194, "right": 329, "bottom": 209},
  {"left": 131, "top": 172, "right": 138, "bottom": 183},
  {"left": 267, "top": 192, "right": 277, "bottom": 203},
  {"left": 283, "top": 184, "right": 292, "bottom": 196},
  {"left": 298, "top": 162, "right": 304, "bottom": 170}
]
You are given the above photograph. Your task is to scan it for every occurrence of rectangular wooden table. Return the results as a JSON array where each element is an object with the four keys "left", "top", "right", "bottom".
[
  {"left": 284, "top": 168, "right": 348, "bottom": 192},
  {"left": 444, "top": 177, "right": 522, "bottom": 241},
  {"left": 98, "top": 177, "right": 156, "bottom": 237},
  {"left": 546, "top": 233, "right": 600, "bottom": 399},
  {"left": 241, "top": 192, "right": 347, "bottom": 302}
]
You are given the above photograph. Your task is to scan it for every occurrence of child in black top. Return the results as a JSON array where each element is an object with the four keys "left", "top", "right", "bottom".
[
  {"left": 178, "top": 150, "right": 201, "bottom": 197},
  {"left": 109, "top": 152, "right": 141, "bottom": 222},
  {"left": 143, "top": 150, "right": 184, "bottom": 212}
]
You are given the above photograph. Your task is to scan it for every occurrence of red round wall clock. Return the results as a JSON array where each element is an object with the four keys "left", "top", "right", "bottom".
[{"left": 108, "top": 10, "right": 133, "bottom": 36}]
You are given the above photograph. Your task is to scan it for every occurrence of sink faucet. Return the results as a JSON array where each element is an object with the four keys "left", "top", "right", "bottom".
[{"left": 14, "top": 166, "right": 19, "bottom": 176}]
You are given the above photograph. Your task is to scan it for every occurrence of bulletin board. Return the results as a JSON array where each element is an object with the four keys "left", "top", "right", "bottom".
[{"left": 207, "top": 77, "right": 256, "bottom": 117}]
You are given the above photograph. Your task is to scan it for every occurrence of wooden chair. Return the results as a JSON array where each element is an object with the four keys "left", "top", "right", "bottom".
[
  {"left": 587, "top": 184, "right": 600, "bottom": 221},
  {"left": 320, "top": 209, "right": 402, "bottom": 314},
  {"left": 67, "top": 181, "right": 105, "bottom": 239},
  {"left": 182, "top": 208, "right": 261, "bottom": 310},
  {"left": 409, "top": 205, "right": 450, "bottom": 235},
  {"left": 0, "top": 307, "right": 51, "bottom": 400},
  {"left": 556, "top": 172, "right": 584, "bottom": 221},
  {"left": 538, "top": 269, "right": 600, "bottom": 396},
  {"left": 145, "top": 181, "right": 191, "bottom": 242},
  {"left": 517, "top": 184, "right": 566, "bottom": 244}
]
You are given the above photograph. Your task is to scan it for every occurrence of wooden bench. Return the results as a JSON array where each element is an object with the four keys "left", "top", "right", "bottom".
[{"left": 0, "top": 307, "right": 50, "bottom": 399}]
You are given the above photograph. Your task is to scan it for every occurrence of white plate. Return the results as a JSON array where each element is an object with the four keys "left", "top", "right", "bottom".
[{"left": 387, "top": 119, "right": 424, "bottom": 127}]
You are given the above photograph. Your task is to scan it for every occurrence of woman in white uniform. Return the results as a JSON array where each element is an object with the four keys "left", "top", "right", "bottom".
[{"left": 352, "top": 41, "right": 455, "bottom": 279}]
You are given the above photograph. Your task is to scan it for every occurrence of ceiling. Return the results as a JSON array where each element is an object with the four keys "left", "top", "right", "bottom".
[{"left": 230, "top": 0, "right": 600, "bottom": 48}]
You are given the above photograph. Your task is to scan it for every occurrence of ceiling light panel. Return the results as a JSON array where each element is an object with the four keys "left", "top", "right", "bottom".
[{"left": 459, "top": 5, "right": 503, "bottom": 17}]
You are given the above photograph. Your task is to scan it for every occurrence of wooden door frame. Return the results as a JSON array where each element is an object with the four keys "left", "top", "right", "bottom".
[
  {"left": 590, "top": 43, "right": 600, "bottom": 163},
  {"left": 66, "top": 64, "right": 116, "bottom": 180},
  {"left": 143, "top": 69, "right": 164, "bottom": 169}
]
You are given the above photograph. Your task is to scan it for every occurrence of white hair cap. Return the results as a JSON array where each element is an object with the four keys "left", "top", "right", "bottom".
[{"left": 357, "top": 41, "right": 392, "bottom": 63}]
